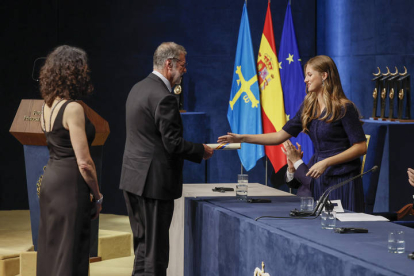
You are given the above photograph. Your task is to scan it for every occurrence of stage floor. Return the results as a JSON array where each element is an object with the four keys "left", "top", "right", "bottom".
[{"left": 0, "top": 210, "right": 134, "bottom": 276}]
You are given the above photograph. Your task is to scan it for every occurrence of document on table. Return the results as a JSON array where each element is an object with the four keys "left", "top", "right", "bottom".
[{"left": 336, "top": 213, "right": 389, "bottom": 222}]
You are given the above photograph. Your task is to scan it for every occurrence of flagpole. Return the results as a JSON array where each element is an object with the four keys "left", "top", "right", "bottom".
[
  {"left": 241, "top": 163, "right": 243, "bottom": 174},
  {"left": 265, "top": 157, "right": 268, "bottom": 186}
]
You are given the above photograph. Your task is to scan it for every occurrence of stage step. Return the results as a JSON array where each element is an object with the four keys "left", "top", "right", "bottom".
[
  {"left": 0, "top": 254, "right": 19, "bottom": 276},
  {"left": 0, "top": 211, "right": 132, "bottom": 276}
]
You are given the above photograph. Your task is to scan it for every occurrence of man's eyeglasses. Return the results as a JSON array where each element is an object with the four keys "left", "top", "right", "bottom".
[{"left": 171, "top": 58, "right": 188, "bottom": 68}]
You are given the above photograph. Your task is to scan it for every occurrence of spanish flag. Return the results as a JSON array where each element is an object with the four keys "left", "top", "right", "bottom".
[{"left": 257, "top": 1, "right": 287, "bottom": 172}]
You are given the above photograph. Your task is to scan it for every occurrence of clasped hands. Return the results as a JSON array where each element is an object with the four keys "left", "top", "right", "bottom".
[{"left": 282, "top": 140, "right": 328, "bottom": 179}]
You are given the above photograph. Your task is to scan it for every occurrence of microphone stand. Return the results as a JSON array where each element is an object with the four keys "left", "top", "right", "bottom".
[{"left": 255, "top": 166, "right": 378, "bottom": 221}]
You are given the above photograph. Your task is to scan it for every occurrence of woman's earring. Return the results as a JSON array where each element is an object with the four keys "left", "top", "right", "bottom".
[{"left": 322, "top": 79, "right": 325, "bottom": 87}]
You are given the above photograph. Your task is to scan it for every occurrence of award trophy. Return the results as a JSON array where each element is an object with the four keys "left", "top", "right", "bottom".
[
  {"left": 397, "top": 66, "right": 411, "bottom": 120},
  {"left": 371, "top": 67, "right": 382, "bottom": 118},
  {"left": 387, "top": 67, "right": 399, "bottom": 119},
  {"left": 379, "top": 67, "right": 391, "bottom": 119}
]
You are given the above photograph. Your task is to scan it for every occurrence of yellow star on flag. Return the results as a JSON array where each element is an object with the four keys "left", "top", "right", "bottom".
[
  {"left": 279, "top": 62, "right": 282, "bottom": 69},
  {"left": 286, "top": 53, "right": 294, "bottom": 64}
]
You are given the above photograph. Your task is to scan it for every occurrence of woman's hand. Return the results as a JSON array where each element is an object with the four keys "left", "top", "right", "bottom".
[
  {"left": 408, "top": 168, "right": 414, "bottom": 187},
  {"left": 306, "top": 159, "right": 329, "bottom": 179},
  {"left": 217, "top": 132, "right": 243, "bottom": 143},
  {"left": 93, "top": 202, "right": 102, "bottom": 220},
  {"left": 91, "top": 193, "right": 103, "bottom": 220}
]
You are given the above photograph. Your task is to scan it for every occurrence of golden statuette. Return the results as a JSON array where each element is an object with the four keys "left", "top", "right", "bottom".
[
  {"left": 174, "top": 85, "right": 182, "bottom": 95},
  {"left": 389, "top": 88, "right": 394, "bottom": 99},
  {"left": 399, "top": 66, "right": 408, "bottom": 76},
  {"left": 373, "top": 88, "right": 377, "bottom": 99},
  {"left": 254, "top": 262, "right": 270, "bottom": 276},
  {"left": 373, "top": 67, "right": 381, "bottom": 76},
  {"left": 399, "top": 89, "right": 404, "bottom": 100},
  {"left": 381, "top": 88, "right": 386, "bottom": 99}
]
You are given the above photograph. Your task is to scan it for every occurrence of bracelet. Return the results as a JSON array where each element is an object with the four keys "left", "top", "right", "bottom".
[{"left": 95, "top": 194, "right": 103, "bottom": 205}]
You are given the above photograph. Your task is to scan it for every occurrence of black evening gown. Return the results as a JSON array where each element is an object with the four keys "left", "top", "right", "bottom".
[{"left": 37, "top": 100, "right": 95, "bottom": 276}]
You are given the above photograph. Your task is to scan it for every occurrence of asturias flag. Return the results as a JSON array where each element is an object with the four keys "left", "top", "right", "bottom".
[
  {"left": 279, "top": 2, "right": 314, "bottom": 163},
  {"left": 257, "top": 1, "right": 287, "bottom": 172},
  {"left": 227, "top": 3, "right": 264, "bottom": 171}
]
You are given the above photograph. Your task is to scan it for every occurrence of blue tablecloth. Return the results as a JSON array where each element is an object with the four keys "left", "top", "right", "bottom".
[{"left": 185, "top": 196, "right": 414, "bottom": 276}]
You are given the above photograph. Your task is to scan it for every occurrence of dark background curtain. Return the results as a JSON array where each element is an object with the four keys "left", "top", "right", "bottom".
[{"left": 1, "top": 0, "right": 412, "bottom": 215}]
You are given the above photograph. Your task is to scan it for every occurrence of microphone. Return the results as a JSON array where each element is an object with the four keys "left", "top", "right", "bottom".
[
  {"left": 255, "top": 165, "right": 379, "bottom": 221},
  {"left": 291, "top": 165, "right": 378, "bottom": 217},
  {"left": 32, "top": 57, "right": 46, "bottom": 82}
]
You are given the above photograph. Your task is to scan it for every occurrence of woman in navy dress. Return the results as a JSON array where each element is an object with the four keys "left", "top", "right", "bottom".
[{"left": 218, "top": 55, "right": 367, "bottom": 212}]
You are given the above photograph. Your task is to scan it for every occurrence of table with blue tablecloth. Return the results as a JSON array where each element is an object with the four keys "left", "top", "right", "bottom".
[
  {"left": 168, "top": 183, "right": 292, "bottom": 276},
  {"left": 185, "top": 196, "right": 414, "bottom": 276}
]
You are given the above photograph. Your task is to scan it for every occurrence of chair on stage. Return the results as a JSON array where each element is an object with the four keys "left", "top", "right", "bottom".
[
  {"left": 373, "top": 202, "right": 414, "bottom": 228},
  {"left": 361, "top": 125, "right": 387, "bottom": 214}
]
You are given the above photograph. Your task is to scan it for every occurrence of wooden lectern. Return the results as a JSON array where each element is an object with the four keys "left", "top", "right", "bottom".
[{"left": 9, "top": 99, "right": 110, "bottom": 257}]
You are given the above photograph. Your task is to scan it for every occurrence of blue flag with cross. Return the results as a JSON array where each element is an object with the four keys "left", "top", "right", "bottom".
[{"left": 227, "top": 3, "right": 264, "bottom": 171}]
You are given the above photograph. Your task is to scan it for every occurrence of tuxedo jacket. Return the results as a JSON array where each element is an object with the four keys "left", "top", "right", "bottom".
[
  {"left": 285, "top": 163, "right": 312, "bottom": 197},
  {"left": 119, "top": 73, "right": 204, "bottom": 200}
]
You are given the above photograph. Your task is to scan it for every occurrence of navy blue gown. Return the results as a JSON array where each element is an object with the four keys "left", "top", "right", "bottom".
[{"left": 283, "top": 103, "right": 366, "bottom": 212}]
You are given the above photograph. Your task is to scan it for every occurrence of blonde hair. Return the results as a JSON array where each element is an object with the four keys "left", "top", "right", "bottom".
[{"left": 301, "top": 55, "right": 351, "bottom": 133}]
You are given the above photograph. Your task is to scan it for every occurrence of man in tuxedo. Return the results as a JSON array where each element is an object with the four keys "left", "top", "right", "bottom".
[
  {"left": 120, "top": 42, "right": 213, "bottom": 276},
  {"left": 282, "top": 140, "right": 312, "bottom": 196}
]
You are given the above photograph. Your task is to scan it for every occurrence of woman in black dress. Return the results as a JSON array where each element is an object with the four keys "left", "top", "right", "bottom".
[{"left": 37, "top": 45, "right": 103, "bottom": 276}]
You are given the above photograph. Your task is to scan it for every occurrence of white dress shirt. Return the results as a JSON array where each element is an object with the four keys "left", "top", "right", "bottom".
[{"left": 152, "top": 70, "right": 172, "bottom": 93}]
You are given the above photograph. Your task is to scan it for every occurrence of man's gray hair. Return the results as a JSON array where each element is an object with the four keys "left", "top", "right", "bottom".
[{"left": 153, "top": 42, "right": 187, "bottom": 70}]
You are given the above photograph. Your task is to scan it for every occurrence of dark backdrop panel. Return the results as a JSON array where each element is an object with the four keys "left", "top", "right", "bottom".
[
  {"left": 1, "top": 0, "right": 316, "bottom": 214},
  {"left": 0, "top": 0, "right": 57, "bottom": 210},
  {"left": 317, "top": 0, "right": 414, "bottom": 120}
]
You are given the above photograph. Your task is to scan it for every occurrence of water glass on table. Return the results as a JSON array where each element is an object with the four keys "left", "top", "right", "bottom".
[
  {"left": 236, "top": 174, "right": 248, "bottom": 201},
  {"left": 300, "top": 197, "right": 314, "bottom": 212},
  {"left": 388, "top": 231, "right": 405, "bottom": 254}
]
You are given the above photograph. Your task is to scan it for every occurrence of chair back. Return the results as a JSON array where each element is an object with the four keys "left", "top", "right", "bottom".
[{"left": 362, "top": 123, "right": 387, "bottom": 213}]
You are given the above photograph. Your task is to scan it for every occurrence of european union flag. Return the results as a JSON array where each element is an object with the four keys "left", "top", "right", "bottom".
[
  {"left": 227, "top": 3, "right": 264, "bottom": 171},
  {"left": 278, "top": 2, "right": 314, "bottom": 163}
]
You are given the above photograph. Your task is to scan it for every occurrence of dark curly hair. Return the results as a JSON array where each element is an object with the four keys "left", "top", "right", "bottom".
[{"left": 39, "top": 45, "right": 93, "bottom": 107}]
